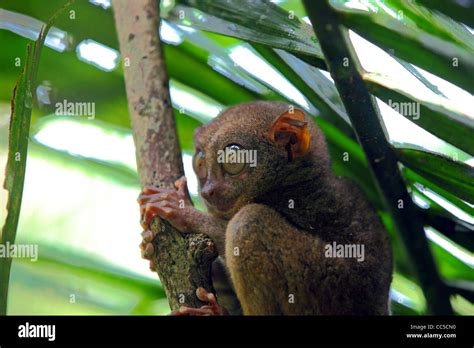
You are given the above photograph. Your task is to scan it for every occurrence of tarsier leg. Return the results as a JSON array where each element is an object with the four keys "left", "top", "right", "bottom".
[{"left": 225, "top": 204, "right": 328, "bottom": 315}]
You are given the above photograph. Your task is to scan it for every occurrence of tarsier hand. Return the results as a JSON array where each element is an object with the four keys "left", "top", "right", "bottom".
[
  {"left": 137, "top": 176, "right": 196, "bottom": 270},
  {"left": 137, "top": 177, "right": 229, "bottom": 315}
]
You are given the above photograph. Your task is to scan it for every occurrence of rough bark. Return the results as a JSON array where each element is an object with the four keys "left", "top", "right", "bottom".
[{"left": 112, "top": 0, "right": 217, "bottom": 311}]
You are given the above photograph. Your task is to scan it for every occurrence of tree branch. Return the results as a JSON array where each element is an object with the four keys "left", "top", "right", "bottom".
[{"left": 112, "top": 0, "right": 217, "bottom": 311}]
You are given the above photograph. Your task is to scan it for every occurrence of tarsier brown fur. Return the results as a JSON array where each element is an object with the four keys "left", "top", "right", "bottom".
[{"left": 138, "top": 101, "right": 393, "bottom": 315}]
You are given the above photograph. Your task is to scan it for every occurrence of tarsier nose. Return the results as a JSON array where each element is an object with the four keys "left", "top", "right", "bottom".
[{"left": 201, "top": 186, "right": 215, "bottom": 200}]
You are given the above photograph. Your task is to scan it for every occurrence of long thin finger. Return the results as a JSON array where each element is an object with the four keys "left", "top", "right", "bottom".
[
  {"left": 145, "top": 204, "right": 176, "bottom": 224},
  {"left": 207, "top": 292, "right": 218, "bottom": 308},
  {"left": 141, "top": 230, "right": 154, "bottom": 242},
  {"left": 196, "top": 287, "right": 210, "bottom": 302},
  {"left": 172, "top": 306, "right": 214, "bottom": 316},
  {"left": 175, "top": 176, "right": 187, "bottom": 191},
  {"left": 142, "top": 242, "right": 154, "bottom": 260},
  {"left": 142, "top": 185, "right": 161, "bottom": 194},
  {"left": 138, "top": 193, "right": 162, "bottom": 205}
]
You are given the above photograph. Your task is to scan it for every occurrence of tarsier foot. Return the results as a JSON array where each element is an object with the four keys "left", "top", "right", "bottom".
[
  {"left": 137, "top": 176, "right": 194, "bottom": 232},
  {"left": 139, "top": 229, "right": 157, "bottom": 271},
  {"left": 170, "top": 287, "right": 229, "bottom": 316}
]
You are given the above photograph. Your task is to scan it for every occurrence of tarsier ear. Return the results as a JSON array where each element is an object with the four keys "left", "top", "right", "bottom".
[{"left": 269, "top": 109, "right": 311, "bottom": 161}]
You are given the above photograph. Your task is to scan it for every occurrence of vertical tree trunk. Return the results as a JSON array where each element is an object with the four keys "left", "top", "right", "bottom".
[{"left": 112, "top": 0, "right": 217, "bottom": 311}]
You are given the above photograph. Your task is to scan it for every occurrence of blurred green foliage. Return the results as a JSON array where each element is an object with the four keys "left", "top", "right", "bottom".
[{"left": 0, "top": 0, "right": 472, "bottom": 315}]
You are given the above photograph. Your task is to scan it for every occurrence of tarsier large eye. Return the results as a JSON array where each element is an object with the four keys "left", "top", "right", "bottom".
[
  {"left": 222, "top": 144, "right": 246, "bottom": 176},
  {"left": 193, "top": 150, "right": 207, "bottom": 179}
]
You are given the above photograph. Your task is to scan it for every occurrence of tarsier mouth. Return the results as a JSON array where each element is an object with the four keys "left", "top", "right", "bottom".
[
  {"left": 203, "top": 194, "right": 251, "bottom": 217},
  {"left": 203, "top": 197, "right": 236, "bottom": 214}
]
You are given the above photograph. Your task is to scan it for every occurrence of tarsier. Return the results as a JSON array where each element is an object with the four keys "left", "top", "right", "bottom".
[{"left": 138, "top": 101, "right": 393, "bottom": 315}]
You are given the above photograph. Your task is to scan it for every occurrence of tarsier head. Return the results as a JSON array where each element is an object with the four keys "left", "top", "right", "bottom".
[{"left": 193, "top": 101, "right": 327, "bottom": 219}]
